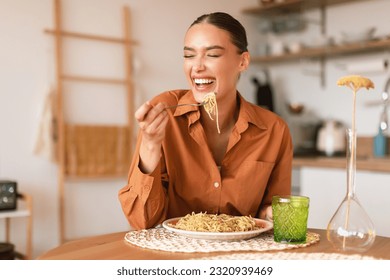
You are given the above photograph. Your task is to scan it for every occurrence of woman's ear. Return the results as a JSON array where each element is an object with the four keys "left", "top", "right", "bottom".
[{"left": 239, "top": 51, "right": 250, "bottom": 71}]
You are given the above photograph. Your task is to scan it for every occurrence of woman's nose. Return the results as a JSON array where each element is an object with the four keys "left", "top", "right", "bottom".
[{"left": 193, "top": 57, "right": 206, "bottom": 71}]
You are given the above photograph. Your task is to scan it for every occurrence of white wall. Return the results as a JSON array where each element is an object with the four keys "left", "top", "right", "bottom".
[{"left": 1, "top": 0, "right": 389, "bottom": 259}]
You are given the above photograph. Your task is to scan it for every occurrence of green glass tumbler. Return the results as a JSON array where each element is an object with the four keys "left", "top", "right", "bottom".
[{"left": 272, "top": 195, "right": 310, "bottom": 244}]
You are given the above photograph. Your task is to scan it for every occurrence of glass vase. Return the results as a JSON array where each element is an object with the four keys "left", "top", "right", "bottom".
[{"left": 326, "top": 129, "right": 376, "bottom": 252}]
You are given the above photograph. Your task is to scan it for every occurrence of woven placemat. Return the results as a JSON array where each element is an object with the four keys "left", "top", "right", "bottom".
[
  {"left": 192, "top": 252, "right": 378, "bottom": 260},
  {"left": 124, "top": 228, "right": 320, "bottom": 253}
]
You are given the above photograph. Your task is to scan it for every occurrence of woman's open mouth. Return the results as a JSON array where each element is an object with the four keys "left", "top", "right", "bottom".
[{"left": 193, "top": 78, "right": 215, "bottom": 91}]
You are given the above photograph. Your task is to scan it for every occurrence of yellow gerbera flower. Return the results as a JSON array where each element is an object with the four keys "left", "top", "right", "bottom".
[
  {"left": 336, "top": 75, "right": 375, "bottom": 147},
  {"left": 337, "top": 75, "right": 375, "bottom": 92}
]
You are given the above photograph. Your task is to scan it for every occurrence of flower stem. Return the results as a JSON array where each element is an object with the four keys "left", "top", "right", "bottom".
[{"left": 343, "top": 91, "right": 357, "bottom": 249}]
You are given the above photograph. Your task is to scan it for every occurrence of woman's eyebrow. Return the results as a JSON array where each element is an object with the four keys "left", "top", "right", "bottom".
[
  {"left": 183, "top": 45, "right": 225, "bottom": 51},
  {"left": 206, "top": 45, "right": 225, "bottom": 51}
]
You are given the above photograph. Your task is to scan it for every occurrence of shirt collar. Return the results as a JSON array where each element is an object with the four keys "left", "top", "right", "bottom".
[{"left": 236, "top": 93, "right": 268, "bottom": 131}]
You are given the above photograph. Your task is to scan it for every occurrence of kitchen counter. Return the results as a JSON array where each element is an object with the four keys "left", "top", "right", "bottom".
[
  {"left": 293, "top": 155, "right": 390, "bottom": 172},
  {"left": 293, "top": 136, "right": 390, "bottom": 172}
]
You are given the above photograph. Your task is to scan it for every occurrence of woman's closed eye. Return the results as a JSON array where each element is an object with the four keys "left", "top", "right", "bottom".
[
  {"left": 183, "top": 53, "right": 221, "bottom": 59},
  {"left": 207, "top": 53, "right": 221, "bottom": 58}
]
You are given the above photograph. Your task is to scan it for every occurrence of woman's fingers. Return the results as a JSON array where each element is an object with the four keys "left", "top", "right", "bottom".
[
  {"left": 135, "top": 101, "right": 154, "bottom": 122},
  {"left": 142, "top": 103, "right": 166, "bottom": 126},
  {"left": 135, "top": 101, "right": 169, "bottom": 141},
  {"left": 144, "top": 108, "right": 168, "bottom": 135}
]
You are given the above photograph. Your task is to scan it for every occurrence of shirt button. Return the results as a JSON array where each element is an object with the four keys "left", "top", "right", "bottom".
[{"left": 213, "top": 182, "right": 220, "bottom": 188}]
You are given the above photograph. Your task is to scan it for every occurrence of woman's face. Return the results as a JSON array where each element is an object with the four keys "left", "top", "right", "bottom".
[{"left": 183, "top": 23, "right": 249, "bottom": 103}]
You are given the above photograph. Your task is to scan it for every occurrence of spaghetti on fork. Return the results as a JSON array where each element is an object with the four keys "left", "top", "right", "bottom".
[{"left": 202, "top": 92, "right": 220, "bottom": 134}]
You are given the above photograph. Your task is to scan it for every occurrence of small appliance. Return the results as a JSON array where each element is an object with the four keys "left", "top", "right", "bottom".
[{"left": 0, "top": 180, "right": 17, "bottom": 211}]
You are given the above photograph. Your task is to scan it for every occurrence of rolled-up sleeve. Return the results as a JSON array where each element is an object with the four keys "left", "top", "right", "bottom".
[{"left": 118, "top": 133, "right": 168, "bottom": 229}]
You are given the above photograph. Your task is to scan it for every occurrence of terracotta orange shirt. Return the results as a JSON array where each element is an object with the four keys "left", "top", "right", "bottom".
[{"left": 118, "top": 90, "right": 293, "bottom": 229}]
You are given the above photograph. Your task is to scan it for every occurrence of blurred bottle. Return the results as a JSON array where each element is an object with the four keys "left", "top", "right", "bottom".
[{"left": 373, "top": 127, "right": 387, "bottom": 157}]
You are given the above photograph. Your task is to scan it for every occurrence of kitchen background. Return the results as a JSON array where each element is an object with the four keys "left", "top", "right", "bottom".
[{"left": 1, "top": 0, "right": 390, "bottom": 259}]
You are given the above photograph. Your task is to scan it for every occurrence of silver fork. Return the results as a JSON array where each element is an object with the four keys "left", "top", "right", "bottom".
[{"left": 165, "top": 101, "right": 205, "bottom": 109}]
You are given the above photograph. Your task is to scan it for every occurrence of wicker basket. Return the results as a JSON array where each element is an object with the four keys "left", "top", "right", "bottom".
[{"left": 64, "top": 124, "right": 131, "bottom": 177}]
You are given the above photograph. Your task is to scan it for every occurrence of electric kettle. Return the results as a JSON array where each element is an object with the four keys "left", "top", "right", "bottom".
[{"left": 316, "top": 120, "right": 346, "bottom": 156}]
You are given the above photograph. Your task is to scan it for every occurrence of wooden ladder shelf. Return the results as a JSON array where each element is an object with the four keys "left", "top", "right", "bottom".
[{"left": 45, "top": 0, "right": 136, "bottom": 243}]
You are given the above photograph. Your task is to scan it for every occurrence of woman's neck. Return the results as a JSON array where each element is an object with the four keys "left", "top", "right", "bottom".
[{"left": 201, "top": 91, "right": 239, "bottom": 134}]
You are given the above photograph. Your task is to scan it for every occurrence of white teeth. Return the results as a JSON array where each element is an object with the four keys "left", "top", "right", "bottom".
[{"left": 194, "top": 78, "right": 214, "bottom": 85}]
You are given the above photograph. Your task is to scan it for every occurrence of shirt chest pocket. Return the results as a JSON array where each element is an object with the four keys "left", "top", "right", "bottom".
[{"left": 223, "top": 160, "right": 275, "bottom": 199}]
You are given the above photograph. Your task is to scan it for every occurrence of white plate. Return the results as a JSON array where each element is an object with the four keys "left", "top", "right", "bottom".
[{"left": 162, "top": 217, "right": 273, "bottom": 241}]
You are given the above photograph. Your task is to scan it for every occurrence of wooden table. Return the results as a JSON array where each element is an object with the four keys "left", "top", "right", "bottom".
[{"left": 38, "top": 229, "right": 390, "bottom": 260}]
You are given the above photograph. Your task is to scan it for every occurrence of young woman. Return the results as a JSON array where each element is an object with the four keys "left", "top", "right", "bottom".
[{"left": 119, "top": 12, "right": 293, "bottom": 229}]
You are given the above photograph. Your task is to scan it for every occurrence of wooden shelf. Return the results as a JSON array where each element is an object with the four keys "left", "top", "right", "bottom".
[
  {"left": 243, "top": 0, "right": 381, "bottom": 66},
  {"left": 64, "top": 174, "right": 127, "bottom": 181},
  {"left": 44, "top": 29, "right": 137, "bottom": 45},
  {"left": 242, "top": 0, "right": 370, "bottom": 16},
  {"left": 61, "top": 74, "right": 127, "bottom": 85},
  {"left": 251, "top": 37, "right": 390, "bottom": 63},
  {"left": 0, "top": 193, "right": 33, "bottom": 260}
]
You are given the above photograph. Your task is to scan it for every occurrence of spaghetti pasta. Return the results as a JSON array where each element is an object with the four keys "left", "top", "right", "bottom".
[
  {"left": 202, "top": 92, "right": 220, "bottom": 134},
  {"left": 171, "top": 212, "right": 260, "bottom": 232}
]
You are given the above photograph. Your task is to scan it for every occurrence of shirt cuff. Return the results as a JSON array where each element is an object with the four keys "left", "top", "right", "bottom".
[{"left": 129, "top": 161, "right": 160, "bottom": 201}]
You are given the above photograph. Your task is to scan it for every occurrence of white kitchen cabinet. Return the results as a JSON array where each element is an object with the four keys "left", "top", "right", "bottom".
[{"left": 298, "top": 167, "right": 390, "bottom": 237}]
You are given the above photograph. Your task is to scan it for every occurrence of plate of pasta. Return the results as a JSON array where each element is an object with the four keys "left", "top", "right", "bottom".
[{"left": 162, "top": 212, "right": 273, "bottom": 241}]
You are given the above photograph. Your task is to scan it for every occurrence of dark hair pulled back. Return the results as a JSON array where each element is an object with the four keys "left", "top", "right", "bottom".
[{"left": 190, "top": 12, "right": 248, "bottom": 54}]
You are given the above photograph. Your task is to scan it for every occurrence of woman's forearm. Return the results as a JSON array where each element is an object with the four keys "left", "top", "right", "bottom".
[{"left": 138, "top": 140, "right": 162, "bottom": 174}]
